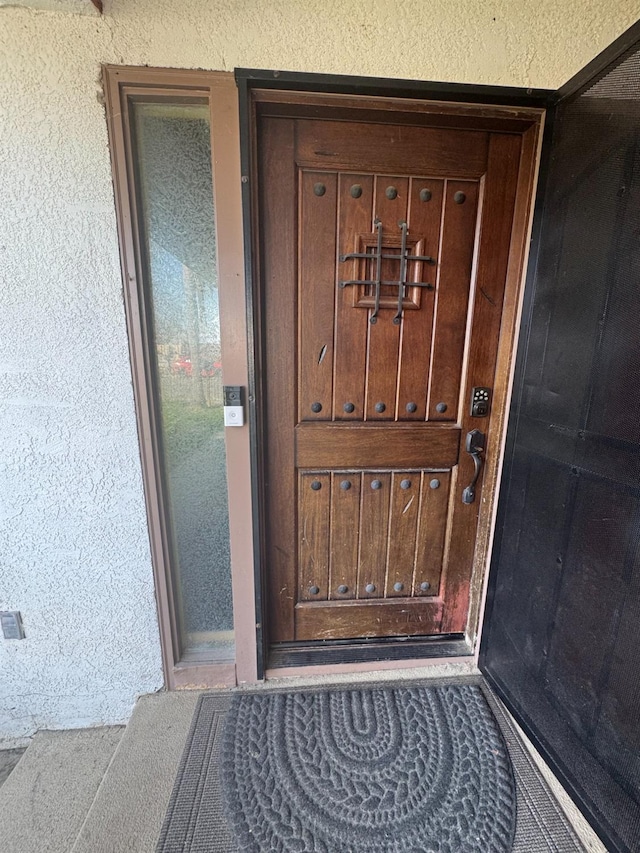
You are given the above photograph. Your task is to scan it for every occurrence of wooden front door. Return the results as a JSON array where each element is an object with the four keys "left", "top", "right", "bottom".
[{"left": 257, "top": 96, "right": 535, "bottom": 647}]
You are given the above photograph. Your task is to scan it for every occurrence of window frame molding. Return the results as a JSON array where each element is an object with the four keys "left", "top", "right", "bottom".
[{"left": 103, "top": 65, "right": 258, "bottom": 689}]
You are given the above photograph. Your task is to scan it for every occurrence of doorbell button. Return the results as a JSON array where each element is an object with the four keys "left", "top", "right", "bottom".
[{"left": 223, "top": 385, "right": 245, "bottom": 427}]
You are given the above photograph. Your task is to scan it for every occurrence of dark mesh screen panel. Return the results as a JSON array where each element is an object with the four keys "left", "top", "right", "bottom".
[{"left": 481, "top": 47, "right": 640, "bottom": 853}]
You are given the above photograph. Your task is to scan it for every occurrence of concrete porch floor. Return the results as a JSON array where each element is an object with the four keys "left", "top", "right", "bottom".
[{"left": 0, "top": 668, "right": 608, "bottom": 853}]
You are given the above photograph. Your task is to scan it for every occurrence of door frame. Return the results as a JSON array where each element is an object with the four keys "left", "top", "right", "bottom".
[
  {"left": 237, "top": 72, "right": 548, "bottom": 674},
  {"left": 101, "top": 22, "right": 640, "bottom": 690}
]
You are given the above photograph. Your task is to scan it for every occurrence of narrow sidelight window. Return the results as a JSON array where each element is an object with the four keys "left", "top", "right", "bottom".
[{"left": 130, "top": 99, "right": 233, "bottom": 660}]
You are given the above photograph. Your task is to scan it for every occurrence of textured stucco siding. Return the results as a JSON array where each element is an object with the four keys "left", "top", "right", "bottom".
[{"left": 0, "top": 0, "right": 637, "bottom": 744}]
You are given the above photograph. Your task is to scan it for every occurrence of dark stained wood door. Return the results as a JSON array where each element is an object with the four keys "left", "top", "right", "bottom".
[{"left": 258, "top": 107, "right": 524, "bottom": 645}]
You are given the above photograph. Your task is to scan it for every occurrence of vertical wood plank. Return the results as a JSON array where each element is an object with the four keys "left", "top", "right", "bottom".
[
  {"left": 333, "top": 174, "right": 373, "bottom": 421},
  {"left": 329, "top": 472, "right": 361, "bottom": 599},
  {"left": 365, "top": 176, "right": 409, "bottom": 420},
  {"left": 298, "top": 473, "right": 331, "bottom": 601},
  {"left": 427, "top": 180, "right": 479, "bottom": 422},
  {"left": 298, "top": 171, "right": 338, "bottom": 422},
  {"left": 262, "top": 118, "right": 298, "bottom": 642},
  {"left": 385, "top": 470, "right": 420, "bottom": 597},
  {"left": 413, "top": 471, "right": 451, "bottom": 596},
  {"left": 357, "top": 472, "right": 392, "bottom": 598},
  {"left": 329, "top": 471, "right": 362, "bottom": 600},
  {"left": 396, "top": 178, "right": 444, "bottom": 420}
]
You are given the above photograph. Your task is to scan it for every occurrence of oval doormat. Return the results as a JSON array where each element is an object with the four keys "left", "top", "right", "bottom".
[{"left": 221, "top": 684, "right": 516, "bottom": 852}]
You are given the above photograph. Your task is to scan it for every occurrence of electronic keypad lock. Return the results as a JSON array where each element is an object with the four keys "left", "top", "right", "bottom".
[
  {"left": 470, "top": 386, "right": 491, "bottom": 417},
  {"left": 223, "top": 385, "right": 245, "bottom": 427}
]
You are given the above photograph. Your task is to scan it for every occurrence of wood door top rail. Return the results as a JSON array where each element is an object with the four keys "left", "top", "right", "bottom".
[{"left": 295, "top": 120, "right": 489, "bottom": 177}]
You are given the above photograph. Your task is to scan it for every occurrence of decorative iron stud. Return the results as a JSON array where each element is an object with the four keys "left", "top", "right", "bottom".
[
  {"left": 365, "top": 583, "right": 376, "bottom": 593},
  {"left": 340, "top": 480, "right": 351, "bottom": 491},
  {"left": 435, "top": 402, "right": 448, "bottom": 413},
  {"left": 400, "top": 479, "right": 412, "bottom": 490},
  {"left": 337, "top": 584, "right": 348, "bottom": 594},
  {"left": 309, "top": 585, "right": 320, "bottom": 595},
  {"left": 374, "top": 402, "right": 386, "bottom": 413},
  {"left": 314, "top": 183, "right": 326, "bottom": 197},
  {"left": 406, "top": 402, "right": 417, "bottom": 413},
  {"left": 343, "top": 402, "right": 355, "bottom": 413},
  {"left": 350, "top": 184, "right": 363, "bottom": 198},
  {"left": 419, "top": 188, "right": 432, "bottom": 202},
  {"left": 420, "top": 581, "right": 431, "bottom": 592},
  {"left": 454, "top": 191, "right": 466, "bottom": 204},
  {"left": 385, "top": 186, "right": 398, "bottom": 200},
  {"left": 310, "top": 480, "right": 322, "bottom": 491},
  {"left": 394, "top": 582, "right": 404, "bottom": 592},
  {"left": 371, "top": 479, "right": 382, "bottom": 490},
  {"left": 311, "top": 401, "right": 323, "bottom": 413},
  {"left": 430, "top": 478, "right": 441, "bottom": 489}
]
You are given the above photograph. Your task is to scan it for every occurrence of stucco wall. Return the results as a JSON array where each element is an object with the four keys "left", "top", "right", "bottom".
[{"left": 0, "top": 0, "right": 637, "bottom": 744}]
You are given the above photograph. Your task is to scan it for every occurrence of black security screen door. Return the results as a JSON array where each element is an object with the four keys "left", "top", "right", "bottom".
[{"left": 481, "top": 38, "right": 640, "bottom": 853}]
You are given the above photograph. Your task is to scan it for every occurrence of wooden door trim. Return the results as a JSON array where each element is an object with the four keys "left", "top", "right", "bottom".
[
  {"left": 241, "top": 86, "right": 544, "bottom": 671},
  {"left": 469, "top": 121, "right": 545, "bottom": 648},
  {"left": 253, "top": 88, "right": 545, "bottom": 133}
]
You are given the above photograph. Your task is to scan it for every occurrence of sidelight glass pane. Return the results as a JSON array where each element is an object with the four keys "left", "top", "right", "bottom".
[{"left": 132, "top": 100, "right": 233, "bottom": 660}]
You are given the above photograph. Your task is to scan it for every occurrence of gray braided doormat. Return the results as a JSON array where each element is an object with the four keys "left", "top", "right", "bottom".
[
  {"left": 222, "top": 684, "right": 515, "bottom": 852},
  {"left": 156, "top": 679, "right": 586, "bottom": 853}
]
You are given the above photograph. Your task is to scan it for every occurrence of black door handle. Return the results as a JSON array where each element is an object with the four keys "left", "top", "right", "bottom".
[{"left": 462, "top": 429, "right": 485, "bottom": 504}]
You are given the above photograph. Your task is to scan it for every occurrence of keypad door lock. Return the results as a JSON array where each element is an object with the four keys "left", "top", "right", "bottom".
[{"left": 470, "top": 386, "right": 491, "bottom": 417}]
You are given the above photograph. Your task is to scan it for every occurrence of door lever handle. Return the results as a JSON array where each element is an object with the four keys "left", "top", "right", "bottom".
[{"left": 462, "top": 429, "right": 485, "bottom": 504}]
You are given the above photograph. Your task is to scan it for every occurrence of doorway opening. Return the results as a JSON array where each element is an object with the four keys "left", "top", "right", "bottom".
[{"left": 241, "top": 88, "right": 544, "bottom": 670}]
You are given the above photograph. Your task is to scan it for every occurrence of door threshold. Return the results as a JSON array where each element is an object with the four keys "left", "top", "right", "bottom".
[{"left": 268, "top": 634, "right": 471, "bottom": 670}]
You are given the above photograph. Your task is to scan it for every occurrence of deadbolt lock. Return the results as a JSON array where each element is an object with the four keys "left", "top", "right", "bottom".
[{"left": 470, "top": 386, "right": 491, "bottom": 417}]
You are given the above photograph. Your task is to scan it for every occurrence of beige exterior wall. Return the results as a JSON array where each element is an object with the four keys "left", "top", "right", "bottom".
[
  {"left": 3, "top": 0, "right": 637, "bottom": 87},
  {"left": 0, "top": 0, "right": 637, "bottom": 742}
]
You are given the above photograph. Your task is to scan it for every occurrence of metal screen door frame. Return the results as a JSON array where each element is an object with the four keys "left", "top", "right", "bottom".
[{"left": 480, "top": 18, "right": 640, "bottom": 853}]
